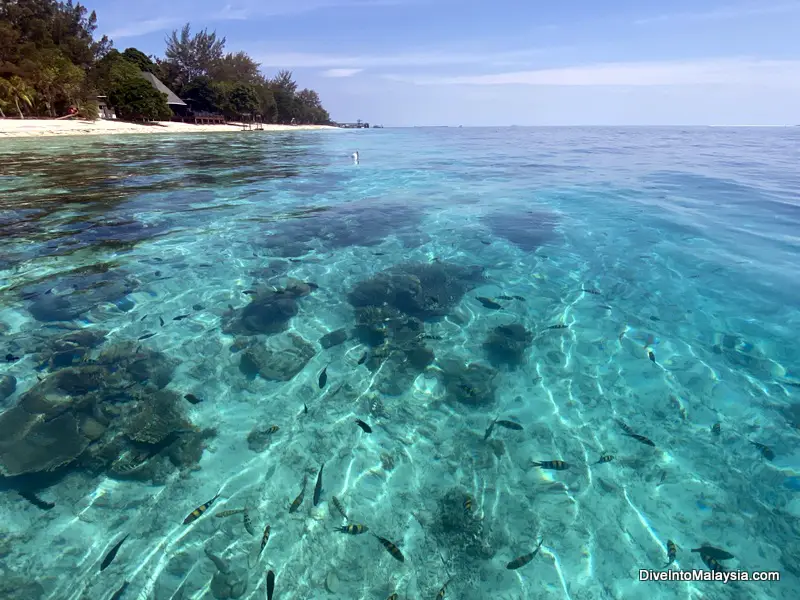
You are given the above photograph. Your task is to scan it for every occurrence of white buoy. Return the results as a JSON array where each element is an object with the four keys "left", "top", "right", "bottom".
[{"left": 352, "top": 151, "right": 359, "bottom": 165}]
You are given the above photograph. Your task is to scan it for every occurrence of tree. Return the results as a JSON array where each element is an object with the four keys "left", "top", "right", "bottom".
[
  {"left": 164, "top": 23, "right": 225, "bottom": 90},
  {"left": 181, "top": 76, "right": 217, "bottom": 113},
  {"left": 95, "top": 49, "right": 170, "bottom": 121},
  {"left": 0, "top": 75, "right": 35, "bottom": 117},
  {"left": 211, "top": 51, "right": 261, "bottom": 84},
  {"left": 122, "top": 47, "right": 156, "bottom": 73}
]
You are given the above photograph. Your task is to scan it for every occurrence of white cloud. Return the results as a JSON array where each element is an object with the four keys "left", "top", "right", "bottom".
[
  {"left": 254, "top": 46, "right": 562, "bottom": 69},
  {"left": 106, "top": 17, "right": 182, "bottom": 39},
  {"left": 321, "top": 68, "right": 364, "bottom": 77},
  {"left": 634, "top": 2, "right": 800, "bottom": 25},
  {"left": 381, "top": 58, "right": 800, "bottom": 87}
]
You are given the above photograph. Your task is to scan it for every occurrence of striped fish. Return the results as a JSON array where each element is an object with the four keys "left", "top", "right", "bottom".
[
  {"left": 289, "top": 476, "right": 307, "bottom": 513},
  {"left": 331, "top": 495, "right": 348, "bottom": 520},
  {"left": 183, "top": 493, "right": 220, "bottom": 525},
  {"left": 243, "top": 509, "right": 255, "bottom": 536},
  {"left": 214, "top": 509, "right": 245, "bottom": 518},
  {"left": 596, "top": 455, "right": 614, "bottom": 464},
  {"left": 334, "top": 524, "right": 368, "bottom": 535},
  {"left": 507, "top": 538, "right": 544, "bottom": 570},
  {"left": 664, "top": 540, "right": 677, "bottom": 567},
  {"left": 373, "top": 534, "right": 405, "bottom": 562},
  {"left": 258, "top": 524, "right": 271, "bottom": 557},
  {"left": 531, "top": 460, "right": 569, "bottom": 470}
]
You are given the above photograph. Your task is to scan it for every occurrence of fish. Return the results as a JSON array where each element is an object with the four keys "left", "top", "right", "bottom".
[
  {"left": 476, "top": 296, "right": 502, "bottom": 310},
  {"left": 495, "top": 419, "right": 523, "bottom": 431},
  {"left": 303, "top": 403, "right": 308, "bottom": 414},
  {"left": 595, "top": 455, "right": 614, "bottom": 464},
  {"left": 483, "top": 418, "right": 497, "bottom": 440},
  {"left": 332, "top": 495, "right": 349, "bottom": 520},
  {"left": 100, "top": 534, "right": 129, "bottom": 572},
  {"left": 548, "top": 324, "right": 568, "bottom": 330},
  {"left": 435, "top": 578, "right": 453, "bottom": 599},
  {"left": 214, "top": 509, "right": 245, "bottom": 518},
  {"left": 173, "top": 314, "right": 190, "bottom": 321},
  {"left": 692, "top": 545, "right": 734, "bottom": 560},
  {"left": 319, "top": 365, "right": 328, "bottom": 389},
  {"left": 480, "top": 239, "right": 491, "bottom": 245},
  {"left": 140, "top": 314, "right": 148, "bottom": 321},
  {"left": 159, "top": 316, "right": 165, "bottom": 327},
  {"left": 616, "top": 419, "right": 635, "bottom": 435},
  {"left": 648, "top": 350, "right": 656, "bottom": 363},
  {"left": 19, "top": 490, "right": 55, "bottom": 510},
  {"left": 335, "top": 523, "right": 369, "bottom": 534},
  {"left": 664, "top": 540, "right": 677, "bottom": 567},
  {"left": 5, "top": 353, "right": 20, "bottom": 362},
  {"left": 711, "top": 422, "right": 721, "bottom": 435},
  {"left": 421, "top": 334, "right": 442, "bottom": 340},
  {"left": 258, "top": 524, "right": 271, "bottom": 556},
  {"left": 265, "top": 425, "right": 279, "bottom": 435},
  {"left": 266, "top": 570, "right": 275, "bottom": 600},
  {"left": 243, "top": 509, "right": 255, "bottom": 536},
  {"left": 463, "top": 495, "right": 473, "bottom": 515},
  {"left": 656, "top": 471, "right": 667, "bottom": 487},
  {"left": 506, "top": 537, "right": 544, "bottom": 570},
  {"left": 183, "top": 493, "right": 220, "bottom": 524},
  {"left": 750, "top": 440, "right": 775, "bottom": 460},
  {"left": 242, "top": 290, "right": 257, "bottom": 295},
  {"left": 496, "top": 295, "right": 517, "bottom": 301},
  {"left": 355, "top": 419, "right": 372, "bottom": 433},
  {"left": 192, "top": 304, "right": 204, "bottom": 311},
  {"left": 110, "top": 582, "right": 129, "bottom": 600},
  {"left": 531, "top": 460, "right": 569, "bottom": 470},
  {"left": 137, "top": 333, "right": 155, "bottom": 341},
  {"left": 357, "top": 352, "right": 368, "bottom": 365},
  {"left": 184, "top": 393, "right": 202, "bottom": 404},
  {"left": 373, "top": 534, "right": 405, "bottom": 562},
  {"left": 313, "top": 463, "right": 324, "bottom": 506},
  {"left": 624, "top": 433, "right": 656, "bottom": 447},
  {"left": 582, "top": 288, "right": 601, "bottom": 295},
  {"left": 699, "top": 553, "right": 727, "bottom": 572},
  {"left": 387, "top": 595, "right": 398, "bottom": 600},
  {"left": 289, "top": 476, "right": 307, "bottom": 513}
]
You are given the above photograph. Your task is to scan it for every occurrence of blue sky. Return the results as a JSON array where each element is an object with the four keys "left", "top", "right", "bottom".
[{"left": 87, "top": 0, "right": 800, "bottom": 125}]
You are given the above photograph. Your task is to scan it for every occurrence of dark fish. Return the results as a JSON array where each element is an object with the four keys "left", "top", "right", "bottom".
[
  {"left": 214, "top": 508, "right": 245, "bottom": 518},
  {"left": 140, "top": 314, "right": 147, "bottom": 321},
  {"left": 387, "top": 595, "right": 398, "bottom": 600},
  {"left": 532, "top": 460, "right": 569, "bottom": 470},
  {"left": 173, "top": 314, "right": 190, "bottom": 321},
  {"left": 596, "top": 455, "right": 614, "bottom": 464},
  {"left": 476, "top": 296, "right": 502, "bottom": 309},
  {"left": 265, "top": 425, "right": 279, "bottom": 435},
  {"left": 137, "top": 333, "right": 155, "bottom": 341},
  {"left": 319, "top": 365, "right": 328, "bottom": 389},
  {"left": 19, "top": 490, "right": 54, "bottom": 510},
  {"left": 506, "top": 538, "right": 544, "bottom": 570},
  {"left": 5, "top": 354, "right": 20, "bottom": 362},
  {"left": 582, "top": 288, "right": 601, "bottom": 295},
  {"left": 691, "top": 545, "right": 734, "bottom": 560},
  {"left": 750, "top": 440, "right": 775, "bottom": 460},
  {"left": 357, "top": 352, "right": 368, "bottom": 365},
  {"left": 421, "top": 334, "right": 442, "bottom": 340},
  {"left": 483, "top": 418, "right": 497, "bottom": 440},
  {"left": 648, "top": 350, "right": 656, "bottom": 363},
  {"left": 463, "top": 495, "right": 473, "bottom": 515},
  {"left": 184, "top": 393, "right": 202, "bottom": 404},
  {"left": 373, "top": 534, "right": 405, "bottom": 562},
  {"left": 243, "top": 290, "right": 257, "bottom": 295},
  {"left": 110, "top": 582, "right": 129, "bottom": 600},
  {"left": 332, "top": 495, "right": 348, "bottom": 520},
  {"left": 159, "top": 316, "right": 165, "bottom": 327},
  {"left": 258, "top": 524, "right": 271, "bottom": 556},
  {"left": 512, "top": 295, "right": 525, "bottom": 301},
  {"left": 313, "top": 463, "right": 324, "bottom": 506},
  {"left": 289, "top": 476, "right": 307, "bottom": 512},
  {"left": 374, "top": 251, "right": 386, "bottom": 255},
  {"left": 243, "top": 509, "right": 255, "bottom": 536},
  {"left": 303, "top": 403, "right": 308, "bottom": 414},
  {"left": 664, "top": 539, "right": 677, "bottom": 567},
  {"left": 100, "top": 534, "right": 129, "bottom": 572},
  {"left": 335, "top": 523, "right": 368, "bottom": 534},
  {"left": 711, "top": 422, "right": 721, "bottom": 435},
  {"left": 657, "top": 471, "right": 667, "bottom": 487},
  {"left": 699, "top": 553, "right": 727, "bottom": 572},
  {"left": 183, "top": 493, "right": 220, "bottom": 524},
  {"left": 480, "top": 239, "right": 491, "bottom": 245},
  {"left": 435, "top": 578, "right": 453, "bottom": 599},
  {"left": 495, "top": 419, "right": 523, "bottom": 431},
  {"left": 266, "top": 570, "right": 275, "bottom": 600},
  {"left": 496, "top": 295, "right": 515, "bottom": 300},
  {"left": 192, "top": 304, "right": 204, "bottom": 311},
  {"left": 548, "top": 324, "right": 568, "bottom": 330},
  {"left": 355, "top": 419, "right": 372, "bottom": 433},
  {"left": 624, "top": 433, "right": 656, "bottom": 447}
]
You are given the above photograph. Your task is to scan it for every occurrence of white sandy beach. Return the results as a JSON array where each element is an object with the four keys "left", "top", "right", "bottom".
[{"left": 0, "top": 118, "right": 337, "bottom": 138}]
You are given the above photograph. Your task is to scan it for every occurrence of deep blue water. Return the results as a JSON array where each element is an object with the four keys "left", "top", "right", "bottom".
[{"left": 1, "top": 127, "right": 799, "bottom": 600}]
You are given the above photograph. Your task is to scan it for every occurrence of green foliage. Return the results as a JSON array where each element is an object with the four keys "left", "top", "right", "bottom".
[
  {"left": 164, "top": 23, "right": 225, "bottom": 90},
  {"left": 181, "top": 76, "right": 217, "bottom": 113},
  {"left": 0, "top": 75, "right": 35, "bottom": 117},
  {"left": 211, "top": 51, "right": 261, "bottom": 85},
  {"left": 122, "top": 48, "right": 156, "bottom": 73},
  {"left": 109, "top": 76, "right": 171, "bottom": 121},
  {"left": 214, "top": 81, "right": 259, "bottom": 119}
]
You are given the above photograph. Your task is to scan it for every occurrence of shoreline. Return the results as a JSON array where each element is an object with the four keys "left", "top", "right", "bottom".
[{"left": 0, "top": 118, "right": 338, "bottom": 138}]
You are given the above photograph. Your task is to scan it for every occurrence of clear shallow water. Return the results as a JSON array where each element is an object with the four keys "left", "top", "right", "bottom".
[{"left": 0, "top": 127, "right": 799, "bottom": 600}]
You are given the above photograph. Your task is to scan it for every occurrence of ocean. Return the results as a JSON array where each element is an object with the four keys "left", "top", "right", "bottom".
[{"left": 0, "top": 126, "right": 799, "bottom": 600}]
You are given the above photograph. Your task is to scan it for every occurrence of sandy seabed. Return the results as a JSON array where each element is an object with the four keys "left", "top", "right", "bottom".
[{"left": 0, "top": 118, "right": 337, "bottom": 138}]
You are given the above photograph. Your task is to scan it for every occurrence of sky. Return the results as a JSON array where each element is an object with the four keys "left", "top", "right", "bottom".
[{"left": 86, "top": 0, "right": 800, "bottom": 126}]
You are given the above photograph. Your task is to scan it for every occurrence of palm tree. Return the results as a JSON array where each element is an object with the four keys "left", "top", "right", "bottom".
[{"left": 0, "top": 76, "right": 35, "bottom": 118}]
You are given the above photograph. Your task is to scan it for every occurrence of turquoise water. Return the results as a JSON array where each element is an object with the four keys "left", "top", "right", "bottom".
[{"left": 1, "top": 127, "right": 799, "bottom": 600}]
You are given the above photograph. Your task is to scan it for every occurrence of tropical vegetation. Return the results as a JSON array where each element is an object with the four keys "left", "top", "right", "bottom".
[{"left": 0, "top": 0, "right": 331, "bottom": 123}]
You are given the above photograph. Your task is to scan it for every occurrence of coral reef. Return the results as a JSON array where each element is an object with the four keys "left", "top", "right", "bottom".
[
  {"left": 483, "top": 323, "right": 533, "bottom": 368},
  {"left": 481, "top": 208, "right": 558, "bottom": 252},
  {"left": 0, "top": 375, "right": 16, "bottom": 400},
  {"left": 239, "top": 332, "right": 316, "bottom": 381},
  {"left": 319, "top": 328, "right": 348, "bottom": 349},
  {"left": 436, "top": 358, "right": 499, "bottom": 406},
  {"left": 222, "top": 278, "right": 317, "bottom": 336}
]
